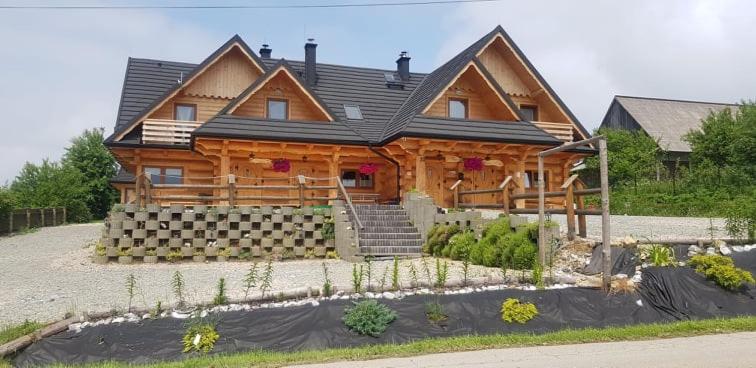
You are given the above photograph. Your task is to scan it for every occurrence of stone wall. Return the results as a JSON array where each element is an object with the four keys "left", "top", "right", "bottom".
[{"left": 98, "top": 204, "right": 335, "bottom": 264}]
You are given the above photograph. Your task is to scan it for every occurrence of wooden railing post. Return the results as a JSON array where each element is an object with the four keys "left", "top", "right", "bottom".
[
  {"left": 135, "top": 174, "right": 143, "bottom": 208},
  {"left": 450, "top": 180, "right": 462, "bottom": 209},
  {"left": 143, "top": 175, "right": 152, "bottom": 205},
  {"left": 52, "top": 208, "right": 57, "bottom": 226},
  {"left": 62, "top": 207, "right": 67, "bottom": 224},
  {"left": 575, "top": 180, "right": 587, "bottom": 238},
  {"left": 26, "top": 209, "right": 31, "bottom": 229},
  {"left": 8, "top": 210, "right": 13, "bottom": 234},
  {"left": 498, "top": 176, "right": 513, "bottom": 216},
  {"left": 40, "top": 208, "right": 45, "bottom": 227},
  {"left": 561, "top": 174, "right": 578, "bottom": 241},
  {"left": 297, "top": 175, "right": 306, "bottom": 207},
  {"left": 228, "top": 174, "right": 236, "bottom": 207}
]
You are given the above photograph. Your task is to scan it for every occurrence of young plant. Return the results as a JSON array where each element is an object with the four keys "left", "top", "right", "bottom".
[
  {"left": 322, "top": 262, "right": 333, "bottom": 297},
  {"left": 364, "top": 257, "right": 373, "bottom": 292},
  {"left": 243, "top": 262, "right": 259, "bottom": 300},
  {"left": 501, "top": 298, "right": 538, "bottom": 324},
  {"left": 260, "top": 258, "right": 274, "bottom": 298},
  {"left": 342, "top": 300, "right": 397, "bottom": 337},
  {"left": 182, "top": 318, "right": 220, "bottom": 353},
  {"left": 152, "top": 300, "right": 164, "bottom": 317},
  {"left": 407, "top": 262, "right": 419, "bottom": 288},
  {"left": 425, "top": 300, "right": 448, "bottom": 324},
  {"left": 461, "top": 255, "right": 471, "bottom": 287},
  {"left": 213, "top": 278, "right": 228, "bottom": 305},
  {"left": 532, "top": 262, "right": 545, "bottom": 289},
  {"left": 172, "top": 271, "right": 186, "bottom": 309},
  {"left": 166, "top": 250, "right": 183, "bottom": 263},
  {"left": 391, "top": 256, "right": 400, "bottom": 290},
  {"left": 420, "top": 257, "right": 433, "bottom": 287},
  {"left": 125, "top": 273, "right": 137, "bottom": 313},
  {"left": 379, "top": 265, "right": 389, "bottom": 292},
  {"left": 94, "top": 241, "right": 106, "bottom": 256},
  {"left": 434, "top": 258, "right": 449, "bottom": 289},
  {"left": 642, "top": 244, "right": 675, "bottom": 267},
  {"left": 352, "top": 263, "right": 364, "bottom": 293}
]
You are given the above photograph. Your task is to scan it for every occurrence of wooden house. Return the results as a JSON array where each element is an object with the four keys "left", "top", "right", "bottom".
[{"left": 106, "top": 26, "right": 593, "bottom": 209}]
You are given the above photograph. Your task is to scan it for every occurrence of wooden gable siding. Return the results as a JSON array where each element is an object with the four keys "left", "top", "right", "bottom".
[
  {"left": 425, "top": 66, "right": 517, "bottom": 121},
  {"left": 148, "top": 93, "right": 231, "bottom": 122},
  {"left": 183, "top": 47, "right": 262, "bottom": 99},
  {"left": 477, "top": 36, "right": 574, "bottom": 128},
  {"left": 231, "top": 72, "right": 329, "bottom": 121}
]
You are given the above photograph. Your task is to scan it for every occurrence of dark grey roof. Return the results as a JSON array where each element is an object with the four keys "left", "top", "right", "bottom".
[
  {"left": 106, "top": 35, "right": 266, "bottom": 143},
  {"left": 260, "top": 59, "right": 425, "bottom": 142},
  {"left": 403, "top": 116, "right": 563, "bottom": 145},
  {"left": 113, "top": 58, "right": 195, "bottom": 134},
  {"left": 610, "top": 96, "right": 737, "bottom": 152},
  {"left": 111, "top": 168, "right": 136, "bottom": 184},
  {"left": 193, "top": 115, "right": 369, "bottom": 145}
]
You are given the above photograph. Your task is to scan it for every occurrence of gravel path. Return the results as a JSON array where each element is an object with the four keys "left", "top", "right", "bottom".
[
  {"left": 0, "top": 224, "right": 498, "bottom": 325},
  {"left": 0, "top": 214, "right": 731, "bottom": 325}
]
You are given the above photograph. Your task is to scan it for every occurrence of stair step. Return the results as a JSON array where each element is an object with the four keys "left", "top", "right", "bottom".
[
  {"left": 360, "top": 232, "right": 422, "bottom": 240},
  {"left": 348, "top": 210, "right": 409, "bottom": 216},
  {"left": 359, "top": 246, "right": 422, "bottom": 256},
  {"left": 361, "top": 220, "right": 413, "bottom": 227},
  {"left": 361, "top": 226, "right": 419, "bottom": 233},
  {"left": 355, "top": 204, "right": 402, "bottom": 210},
  {"left": 351, "top": 214, "right": 410, "bottom": 221},
  {"left": 359, "top": 238, "right": 423, "bottom": 247}
]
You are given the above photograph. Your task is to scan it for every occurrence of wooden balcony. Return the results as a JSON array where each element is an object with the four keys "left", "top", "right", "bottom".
[
  {"left": 141, "top": 119, "right": 202, "bottom": 145},
  {"left": 533, "top": 121, "right": 573, "bottom": 143}
]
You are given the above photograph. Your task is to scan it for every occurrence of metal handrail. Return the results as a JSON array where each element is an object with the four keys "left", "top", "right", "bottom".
[{"left": 336, "top": 177, "right": 364, "bottom": 230}]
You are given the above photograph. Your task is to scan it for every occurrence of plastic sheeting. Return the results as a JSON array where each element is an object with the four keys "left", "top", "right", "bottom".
[
  {"left": 14, "top": 252, "right": 756, "bottom": 367},
  {"left": 583, "top": 246, "right": 638, "bottom": 276}
]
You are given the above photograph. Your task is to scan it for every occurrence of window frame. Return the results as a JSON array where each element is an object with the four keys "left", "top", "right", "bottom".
[
  {"left": 266, "top": 98, "right": 289, "bottom": 120},
  {"left": 173, "top": 103, "right": 198, "bottom": 121},
  {"left": 519, "top": 104, "right": 539, "bottom": 121},
  {"left": 340, "top": 169, "right": 375, "bottom": 189},
  {"left": 523, "top": 169, "right": 550, "bottom": 192},
  {"left": 144, "top": 166, "right": 184, "bottom": 185},
  {"left": 447, "top": 97, "right": 469, "bottom": 119}
]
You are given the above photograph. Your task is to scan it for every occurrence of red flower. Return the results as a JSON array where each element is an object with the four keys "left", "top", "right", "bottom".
[
  {"left": 359, "top": 163, "right": 381, "bottom": 175},
  {"left": 272, "top": 159, "right": 291, "bottom": 173},
  {"left": 463, "top": 157, "right": 483, "bottom": 171}
]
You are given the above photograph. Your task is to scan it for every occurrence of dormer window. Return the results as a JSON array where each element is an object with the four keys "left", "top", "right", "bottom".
[
  {"left": 267, "top": 98, "right": 288, "bottom": 120},
  {"left": 174, "top": 104, "right": 197, "bottom": 121},
  {"left": 520, "top": 105, "right": 538, "bottom": 121},
  {"left": 448, "top": 98, "right": 468, "bottom": 119}
]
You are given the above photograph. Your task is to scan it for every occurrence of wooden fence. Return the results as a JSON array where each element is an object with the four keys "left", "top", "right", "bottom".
[
  {"left": 0, "top": 207, "right": 67, "bottom": 235},
  {"left": 449, "top": 174, "right": 599, "bottom": 241}
]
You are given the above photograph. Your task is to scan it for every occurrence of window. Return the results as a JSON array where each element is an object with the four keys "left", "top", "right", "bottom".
[
  {"left": 144, "top": 167, "right": 183, "bottom": 184},
  {"left": 341, "top": 169, "right": 374, "bottom": 189},
  {"left": 344, "top": 104, "right": 363, "bottom": 120},
  {"left": 174, "top": 104, "right": 197, "bottom": 121},
  {"left": 520, "top": 105, "right": 538, "bottom": 121},
  {"left": 448, "top": 98, "right": 468, "bottom": 119},
  {"left": 267, "top": 98, "right": 288, "bottom": 120},
  {"left": 523, "top": 170, "right": 549, "bottom": 191}
]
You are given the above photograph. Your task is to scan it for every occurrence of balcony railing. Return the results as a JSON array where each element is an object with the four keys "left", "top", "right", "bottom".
[
  {"left": 533, "top": 121, "right": 573, "bottom": 143},
  {"left": 142, "top": 119, "right": 202, "bottom": 145}
]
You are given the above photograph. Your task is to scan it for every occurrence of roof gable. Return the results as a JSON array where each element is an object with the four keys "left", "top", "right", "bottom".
[
  {"left": 110, "top": 35, "right": 266, "bottom": 142},
  {"left": 219, "top": 60, "right": 335, "bottom": 122}
]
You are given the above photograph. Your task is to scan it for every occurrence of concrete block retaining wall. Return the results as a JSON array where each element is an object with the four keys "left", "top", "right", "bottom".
[{"left": 98, "top": 204, "right": 335, "bottom": 264}]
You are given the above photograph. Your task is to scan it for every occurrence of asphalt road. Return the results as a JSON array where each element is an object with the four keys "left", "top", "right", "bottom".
[{"left": 289, "top": 332, "right": 756, "bottom": 368}]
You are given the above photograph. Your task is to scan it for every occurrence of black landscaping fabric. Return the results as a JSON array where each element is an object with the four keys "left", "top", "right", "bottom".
[
  {"left": 14, "top": 251, "right": 756, "bottom": 367},
  {"left": 583, "top": 246, "right": 639, "bottom": 276}
]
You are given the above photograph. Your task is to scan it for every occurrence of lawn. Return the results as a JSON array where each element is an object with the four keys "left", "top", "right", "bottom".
[{"left": 5, "top": 316, "right": 756, "bottom": 368}]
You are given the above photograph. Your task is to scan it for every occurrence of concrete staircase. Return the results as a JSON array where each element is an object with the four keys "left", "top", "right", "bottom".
[{"left": 347, "top": 204, "right": 423, "bottom": 257}]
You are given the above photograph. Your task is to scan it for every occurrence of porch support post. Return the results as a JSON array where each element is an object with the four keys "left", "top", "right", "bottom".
[
  {"left": 515, "top": 160, "right": 526, "bottom": 208},
  {"left": 328, "top": 152, "right": 340, "bottom": 200},
  {"left": 219, "top": 140, "right": 230, "bottom": 206},
  {"left": 415, "top": 154, "right": 426, "bottom": 193},
  {"left": 537, "top": 155, "right": 546, "bottom": 267}
]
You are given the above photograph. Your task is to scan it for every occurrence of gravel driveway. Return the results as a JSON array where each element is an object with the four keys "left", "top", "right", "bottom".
[{"left": 0, "top": 214, "right": 731, "bottom": 325}]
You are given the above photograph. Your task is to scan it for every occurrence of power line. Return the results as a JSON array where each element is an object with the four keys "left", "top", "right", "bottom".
[{"left": 0, "top": 0, "right": 506, "bottom": 10}]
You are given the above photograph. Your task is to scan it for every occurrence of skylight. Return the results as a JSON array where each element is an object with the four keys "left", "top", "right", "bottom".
[{"left": 344, "top": 104, "right": 363, "bottom": 120}]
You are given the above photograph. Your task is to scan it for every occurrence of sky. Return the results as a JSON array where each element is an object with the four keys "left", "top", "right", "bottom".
[{"left": 0, "top": 0, "right": 754, "bottom": 183}]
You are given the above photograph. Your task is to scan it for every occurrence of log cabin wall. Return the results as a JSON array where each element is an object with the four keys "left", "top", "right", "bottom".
[
  {"left": 231, "top": 73, "right": 329, "bottom": 121},
  {"left": 424, "top": 66, "right": 516, "bottom": 121}
]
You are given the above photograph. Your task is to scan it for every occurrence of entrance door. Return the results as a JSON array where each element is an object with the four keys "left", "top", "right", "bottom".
[{"left": 425, "top": 161, "right": 446, "bottom": 206}]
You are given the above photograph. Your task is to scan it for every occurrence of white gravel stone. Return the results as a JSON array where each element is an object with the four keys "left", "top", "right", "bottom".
[
  {"left": 720, "top": 245, "right": 732, "bottom": 255},
  {"left": 733, "top": 246, "right": 745, "bottom": 252},
  {"left": 382, "top": 292, "right": 396, "bottom": 300}
]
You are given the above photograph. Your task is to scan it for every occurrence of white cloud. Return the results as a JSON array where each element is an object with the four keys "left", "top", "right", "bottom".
[
  {"left": 0, "top": 9, "right": 221, "bottom": 183},
  {"left": 439, "top": 0, "right": 756, "bottom": 131}
]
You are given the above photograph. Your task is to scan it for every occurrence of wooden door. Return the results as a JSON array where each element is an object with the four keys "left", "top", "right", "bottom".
[{"left": 426, "top": 161, "right": 446, "bottom": 206}]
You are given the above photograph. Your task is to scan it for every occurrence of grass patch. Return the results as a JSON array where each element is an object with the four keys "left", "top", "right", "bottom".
[
  {"left": 6, "top": 316, "right": 755, "bottom": 368},
  {"left": 0, "top": 320, "right": 43, "bottom": 345}
]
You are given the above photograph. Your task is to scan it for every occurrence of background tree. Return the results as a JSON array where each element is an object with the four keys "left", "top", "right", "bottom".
[
  {"left": 62, "top": 128, "right": 118, "bottom": 219},
  {"left": 0, "top": 187, "right": 16, "bottom": 225},
  {"left": 585, "top": 128, "right": 661, "bottom": 192},
  {"left": 10, "top": 160, "right": 92, "bottom": 222}
]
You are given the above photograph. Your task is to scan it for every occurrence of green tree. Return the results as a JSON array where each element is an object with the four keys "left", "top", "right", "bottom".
[
  {"left": 585, "top": 128, "right": 661, "bottom": 191},
  {"left": 62, "top": 128, "right": 118, "bottom": 219},
  {"left": 0, "top": 187, "right": 16, "bottom": 224},
  {"left": 10, "top": 160, "right": 92, "bottom": 222}
]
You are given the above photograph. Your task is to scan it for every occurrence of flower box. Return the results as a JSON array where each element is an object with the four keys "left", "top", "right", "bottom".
[
  {"left": 192, "top": 239, "right": 206, "bottom": 247},
  {"left": 169, "top": 204, "right": 184, "bottom": 213},
  {"left": 314, "top": 247, "right": 326, "bottom": 257},
  {"left": 111, "top": 212, "right": 126, "bottom": 221},
  {"left": 119, "top": 238, "right": 133, "bottom": 247},
  {"left": 193, "top": 221, "right": 207, "bottom": 230},
  {"left": 158, "top": 212, "right": 171, "bottom": 222},
  {"left": 250, "top": 214, "right": 263, "bottom": 223},
  {"left": 240, "top": 238, "right": 252, "bottom": 248},
  {"left": 261, "top": 222, "right": 274, "bottom": 231},
  {"left": 216, "top": 222, "right": 229, "bottom": 231},
  {"left": 282, "top": 223, "right": 294, "bottom": 232},
  {"left": 230, "top": 247, "right": 240, "bottom": 257},
  {"left": 118, "top": 256, "right": 133, "bottom": 264},
  {"left": 303, "top": 223, "right": 315, "bottom": 231},
  {"left": 283, "top": 238, "right": 295, "bottom": 248},
  {"left": 143, "top": 255, "right": 158, "bottom": 264},
  {"left": 217, "top": 238, "right": 230, "bottom": 247},
  {"left": 272, "top": 214, "right": 284, "bottom": 223},
  {"left": 261, "top": 206, "right": 273, "bottom": 215},
  {"left": 262, "top": 238, "right": 274, "bottom": 248},
  {"left": 228, "top": 230, "right": 241, "bottom": 239},
  {"left": 109, "top": 229, "right": 124, "bottom": 238},
  {"left": 294, "top": 246, "right": 305, "bottom": 257},
  {"left": 272, "top": 230, "right": 284, "bottom": 239},
  {"left": 204, "top": 247, "right": 218, "bottom": 257},
  {"left": 193, "top": 205, "right": 207, "bottom": 214},
  {"left": 146, "top": 238, "right": 159, "bottom": 247},
  {"left": 181, "top": 213, "right": 195, "bottom": 222},
  {"left": 193, "top": 255, "right": 206, "bottom": 263},
  {"left": 251, "top": 246, "right": 262, "bottom": 257},
  {"left": 146, "top": 204, "right": 160, "bottom": 213},
  {"left": 122, "top": 221, "right": 136, "bottom": 230},
  {"left": 228, "top": 213, "right": 242, "bottom": 222},
  {"left": 133, "top": 229, "right": 147, "bottom": 239},
  {"left": 106, "top": 247, "right": 118, "bottom": 257},
  {"left": 169, "top": 238, "right": 183, "bottom": 247},
  {"left": 134, "top": 212, "right": 148, "bottom": 221},
  {"left": 239, "top": 222, "right": 252, "bottom": 231},
  {"left": 180, "top": 230, "right": 194, "bottom": 239},
  {"left": 93, "top": 255, "right": 109, "bottom": 265},
  {"left": 250, "top": 230, "right": 263, "bottom": 239},
  {"left": 181, "top": 247, "right": 194, "bottom": 257},
  {"left": 156, "top": 247, "right": 169, "bottom": 257},
  {"left": 157, "top": 230, "right": 171, "bottom": 239}
]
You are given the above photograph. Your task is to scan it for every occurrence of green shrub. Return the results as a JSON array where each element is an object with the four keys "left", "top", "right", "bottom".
[
  {"left": 182, "top": 320, "right": 219, "bottom": 353},
  {"left": 423, "top": 224, "right": 461, "bottom": 256},
  {"left": 689, "top": 254, "right": 755, "bottom": 290},
  {"left": 641, "top": 244, "right": 676, "bottom": 267},
  {"left": 425, "top": 301, "right": 447, "bottom": 323},
  {"left": 343, "top": 300, "right": 397, "bottom": 337},
  {"left": 213, "top": 278, "right": 228, "bottom": 305},
  {"left": 448, "top": 231, "right": 476, "bottom": 260},
  {"left": 501, "top": 298, "right": 538, "bottom": 324}
]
